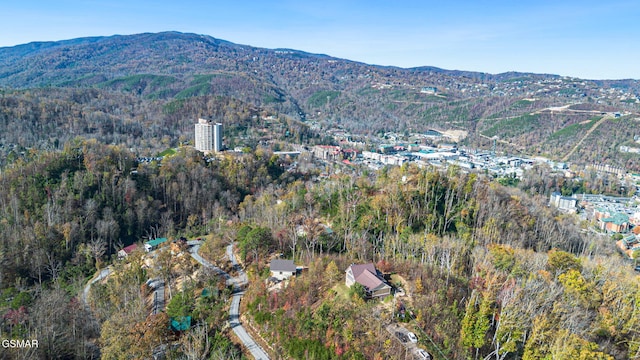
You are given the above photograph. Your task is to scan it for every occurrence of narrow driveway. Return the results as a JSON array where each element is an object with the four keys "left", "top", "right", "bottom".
[
  {"left": 82, "top": 266, "right": 112, "bottom": 304},
  {"left": 387, "top": 323, "right": 431, "bottom": 359},
  {"left": 148, "top": 279, "right": 165, "bottom": 315},
  {"left": 226, "top": 243, "right": 248, "bottom": 285},
  {"left": 190, "top": 243, "right": 269, "bottom": 360}
]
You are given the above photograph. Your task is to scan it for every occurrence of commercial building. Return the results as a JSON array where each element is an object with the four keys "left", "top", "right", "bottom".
[
  {"left": 195, "top": 119, "right": 223, "bottom": 153},
  {"left": 549, "top": 192, "right": 578, "bottom": 213},
  {"left": 195, "top": 118, "right": 213, "bottom": 152},
  {"left": 213, "top": 122, "right": 223, "bottom": 152},
  {"left": 598, "top": 213, "right": 630, "bottom": 233}
]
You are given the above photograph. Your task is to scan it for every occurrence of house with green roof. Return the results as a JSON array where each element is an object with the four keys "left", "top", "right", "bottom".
[
  {"left": 622, "top": 234, "right": 639, "bottom": 249},
  {"left": 144, "top": 237, "right": 168, "bottom": 252},
  {"left": 170, "top": 316, "right": 191, "bottom": 331}
]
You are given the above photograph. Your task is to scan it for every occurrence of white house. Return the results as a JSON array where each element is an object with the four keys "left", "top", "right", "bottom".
[{"left": 270, "top": 259, "right": 297, "bottom": 281}]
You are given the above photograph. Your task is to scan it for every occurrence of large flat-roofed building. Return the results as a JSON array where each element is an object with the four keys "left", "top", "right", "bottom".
[
  {"left": 213, "top": 122, "right": 223, "bottom": 152},
  {"left": 195, "top": 118, "right": 213, "bottom": 152},
  {"left": 195, "top": 119, "right": 223, "bottom": 153},
  {"left": 549, "top": 191, "right": 578, "bottom": 213}
]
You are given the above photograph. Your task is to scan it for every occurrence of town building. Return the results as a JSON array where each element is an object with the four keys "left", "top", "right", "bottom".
[
  {"left": 313, "top": 145, "right": 342, "bottom": 161},
  {"left": 424, "top": 129, "right": 443, "bottom": 138},
  {"left": 599, "top": 213, "right": 630, "bottom": 233},
  {"left": 621, "top": 233, "right": 639, "bottom": 250},
  {"left": 420, "top": 87, "right": 437, "bottom": 94},
  {"left": 590, "top": 163, "right": 627, "bottom": 176},
  {"left": 549, "top": 192, "right": 578, "bottom": 213},
  {"left": 213, "top": 122, "right": 223, "bottom": 152},
  {"left": 195, "top": 118, "right": 213, "bottom": 152}
]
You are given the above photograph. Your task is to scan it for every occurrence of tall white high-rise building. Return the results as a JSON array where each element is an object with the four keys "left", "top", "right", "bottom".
[
  {"left": 213, "top": 123, "right": 223, "bottom": 152},
  {"left": 195, "top": 119, "right": 223, "bottom": 153},
  {"left": 195, "top": 118, "right": 213, "bottom": 152}
]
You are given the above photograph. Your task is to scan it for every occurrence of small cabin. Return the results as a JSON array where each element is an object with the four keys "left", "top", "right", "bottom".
[
  {"left": 144, "top": 238, "right": 168, "bottom": 252},
  {"left": 270, "top": 259, "right": 297, "bottom": 281}
]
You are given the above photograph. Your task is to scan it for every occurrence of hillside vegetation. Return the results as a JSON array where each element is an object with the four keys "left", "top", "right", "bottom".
[
  {"left": 0, "top": 138, "right": 297, "bottom": 358},
  {"left": 225, "top": 166, "right": 639, "bottom": 359},
  {"left": 0, "top": 135, "right": 638, "bottom": 359}
]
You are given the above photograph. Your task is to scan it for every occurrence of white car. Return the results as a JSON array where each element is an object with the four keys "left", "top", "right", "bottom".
[
  {"left": 416, "top": 349, "right": 431, "bottom": 360},
  {"left": 407, "top": 332, "right": 418, "bottom": 343}
]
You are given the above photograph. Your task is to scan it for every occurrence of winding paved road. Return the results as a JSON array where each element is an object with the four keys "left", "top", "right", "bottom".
[
  {"left": 189, "top": 243, "right": 269, "bottom": 360},
  {"left": 82, "top": 242, "right": 269, "bottom": 359}
]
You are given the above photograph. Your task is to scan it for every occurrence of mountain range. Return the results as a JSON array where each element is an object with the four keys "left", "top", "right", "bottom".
[{"left": 1, "top": 31, "right": 639, "bottom": 169}]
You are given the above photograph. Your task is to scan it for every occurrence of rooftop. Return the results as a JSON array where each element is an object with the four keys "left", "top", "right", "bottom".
[
  {"left": 601, "top": 213, "right": 630, "bottom": 226},
  {"left": 145, "top": 237, "right": 168, "bottom": 247},
  {"left": 348, "top": 263, "right": 388, "bottom": 291},
  {"left": 121, "top": 244, "right": 138, "bottom": 254},
  {"left": 270, "top": 259, "right": 296, "bottom": 272}
]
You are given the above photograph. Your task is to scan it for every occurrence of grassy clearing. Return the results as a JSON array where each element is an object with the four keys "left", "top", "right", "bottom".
[
  {"left": 307, "top": 90, "right": 341, "bottom": 107},
  {"left": 483, "top": 114, "right": 540, "bottom": 138},
  {"left": 99, "top": 74, "right": 176, "bottom": 91},
  {"left": 157, "top": 148, "right": 177, "bottom": 157},
  {"left": 547, "top": 117, "right": 599, "bottom": 141},
  {"left": 331, "top": 283, "right": 351, "bottom": 301}
]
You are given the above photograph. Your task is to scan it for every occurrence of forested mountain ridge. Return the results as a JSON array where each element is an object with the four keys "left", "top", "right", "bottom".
[{"left": 1, "top": 31, "right": 640, "bottom": 169}]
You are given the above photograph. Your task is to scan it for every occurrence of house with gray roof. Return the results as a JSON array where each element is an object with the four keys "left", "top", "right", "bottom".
[
  {"left": 270, "top": 259, "right": 297, "bottom": 281},
  {"left": 345, "top": 263, "right": 392, "bottom": 299}
]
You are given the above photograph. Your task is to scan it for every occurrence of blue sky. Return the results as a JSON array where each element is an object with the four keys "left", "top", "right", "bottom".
[{"left": 2, "top": 1, "right": 639, "bottom": 79}]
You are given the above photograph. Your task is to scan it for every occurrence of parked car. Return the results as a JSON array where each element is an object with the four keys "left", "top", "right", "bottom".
[
  {"left": 407, "top": 332, "right": 418, "bottom": 343},
  {"left": 416, "top": 349, "right": 431, "bottom": 359},
  {"left": 145, "top": 278, "right": 163, "bottom": 289},
  {"left": 395, "top": 331, "right": 409, "bottom": 343}
]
